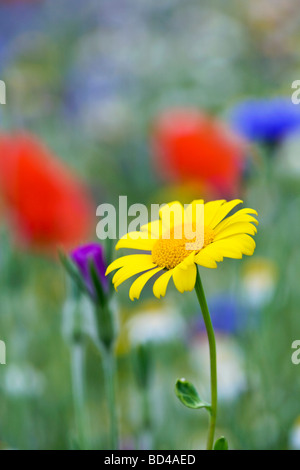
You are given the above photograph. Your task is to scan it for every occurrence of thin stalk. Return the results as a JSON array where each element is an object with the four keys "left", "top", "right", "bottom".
[
  {"left": 194, "top": 269, "right": 217, "bottom": 450},
  {"left": 138, "top": 384, "right": 153, "bottom": 450},
  {"left": 71, "top": 342, "right": 88, "bottom": 449},
  {"left": 103, "top": 349, "right": 119, "bottom": 450}
]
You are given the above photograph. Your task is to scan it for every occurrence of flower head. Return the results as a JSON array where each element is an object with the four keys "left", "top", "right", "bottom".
[
  {"left": 0, "top": 132, "right": 94, "bottom": 252},
  {"left": 71, "top": 243, "right": 108, "bottom": 297},
  {"left": 151, "top": 108, "right": 247, "bottom": 198},
  {"left": 230, "top": 98, "right": 300, "bottom": 143},
  {"left": 106, "top": 199, "right": 258, "bottom": 300}
]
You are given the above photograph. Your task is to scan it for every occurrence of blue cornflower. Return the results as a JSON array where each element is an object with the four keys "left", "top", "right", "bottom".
[{"left": 230, "top": 98, "right": 300, "bottom": 143}]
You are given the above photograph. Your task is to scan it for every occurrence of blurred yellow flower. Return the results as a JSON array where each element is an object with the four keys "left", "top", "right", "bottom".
[
  {"left": 241, "top": 257, "right": 278, "bottom": 308},
  {"left": 106, "top": 199, "right": 258, "bottom": 300}
]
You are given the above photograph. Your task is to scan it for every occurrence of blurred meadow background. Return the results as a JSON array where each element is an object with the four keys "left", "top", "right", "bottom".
[{"left": 1, "top": 0, "right": 300, "bottom": 450}]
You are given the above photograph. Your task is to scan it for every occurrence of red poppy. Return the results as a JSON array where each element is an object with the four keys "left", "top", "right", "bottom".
[
  {"left": 151, "top": 108, "right": 247, "bottom": 198},
  {"left": 0, "top": 132, "right": 94, "bottom": 252}
]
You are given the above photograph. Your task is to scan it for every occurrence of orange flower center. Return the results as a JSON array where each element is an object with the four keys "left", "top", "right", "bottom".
[{"left": 152, "top": 225, "right": 214, "bottom": 270}]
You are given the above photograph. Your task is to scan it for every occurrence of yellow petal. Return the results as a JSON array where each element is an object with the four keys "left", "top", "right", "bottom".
[
  {"left": 141, "top": 219, "right": 163, "bottom": 238},
  {"left": 153, "top": 270, "right": 174, "bottom": 298},
  {"left": 214, "top": 208, "right": 258, "bottom": 234},
  {"left": 179, "top": 251, "right": 196, "bottom": 269},
  {"left": 209, "top": 199, "right": 243, "bottom": 229},
  {"left": 184, "top": 199, "right": 204, "bottom": 225},
  {"left": 172, "top": 263, "right": 197, "bottom": 293},
  {"left": 113, "top": 261, "right": 156, "bottom": 290},
  {"left": 105, "top": 254, "right": 153, "bottom": 275},
  {"left": 116, "top": 231, "right": 157, "bottom": 251},
  {"left": 202, "top": 234, "right": 256, "bottom": 260},
  {"left": 202, "top": 244, "right": 242, "bottom": 260},
  {"left": 194, "top": 251, "right": 218, "bottom": 268},
  {"left": 129, "top": 267, "right": 163, "bottom": 301},
  {"left": 213, "top": 222, "right": 257, "bottom": 241},
  {"left": 159, "top": 201, "right": 184, "bottom": 230},
  {"left": 204, "top": 200, "right": 226, "bottom": 227}
]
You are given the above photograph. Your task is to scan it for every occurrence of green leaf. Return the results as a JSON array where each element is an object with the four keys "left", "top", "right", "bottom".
[
  {"left": 175, "top": 378, "right": 211, "bottom": 411},
  {"left": 88, "top": 259, "right": 106, "bottom": 307},
  {"left": 214, "top": 437, "right": 229, "bottom": 450},
  {"left": 58, "top": 250, "right": 90, "bottom": 297}
]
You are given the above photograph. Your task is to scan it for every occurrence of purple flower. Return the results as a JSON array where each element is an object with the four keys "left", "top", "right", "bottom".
[
  {"left": 230, "top": 98, "right": 300, "bottom": 144},
  {"left": 71, "top": 243, "right": 108, "bottom": 298}
]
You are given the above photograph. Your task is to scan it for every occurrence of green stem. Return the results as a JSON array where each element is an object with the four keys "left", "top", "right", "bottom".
[
  {"left": 142, "top": 385, "right": 151, "bottom": 433},
  {"left": 194, "top": 269, "right": 217, "bottom": 450},
  {"left": 71, "top": 342, "right": 88, "bottom": 449},
  {"left": 139, "top": 384, "right": 153, "bottom": 450},
  {"left": 103, "top": 349, "right": 119, "bottom": 450}
]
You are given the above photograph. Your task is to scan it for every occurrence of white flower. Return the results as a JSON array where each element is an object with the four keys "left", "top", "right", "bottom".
[
  {"left": 2, "top": 364, "right": 45, "bottom": 398},
  {"left": 289, "top": 417, "right": 300, "bottom": 449},
  {"left": 191, "top": 334, "right": 246, "bottom": 402},
  {"left": 127, "top": 301, "right": 185, "bottom": 346}
]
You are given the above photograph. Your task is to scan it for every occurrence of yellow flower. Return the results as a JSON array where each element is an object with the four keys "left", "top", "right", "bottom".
[{"left": 105, "top": 199, "right": 258, "bottom": 300}]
